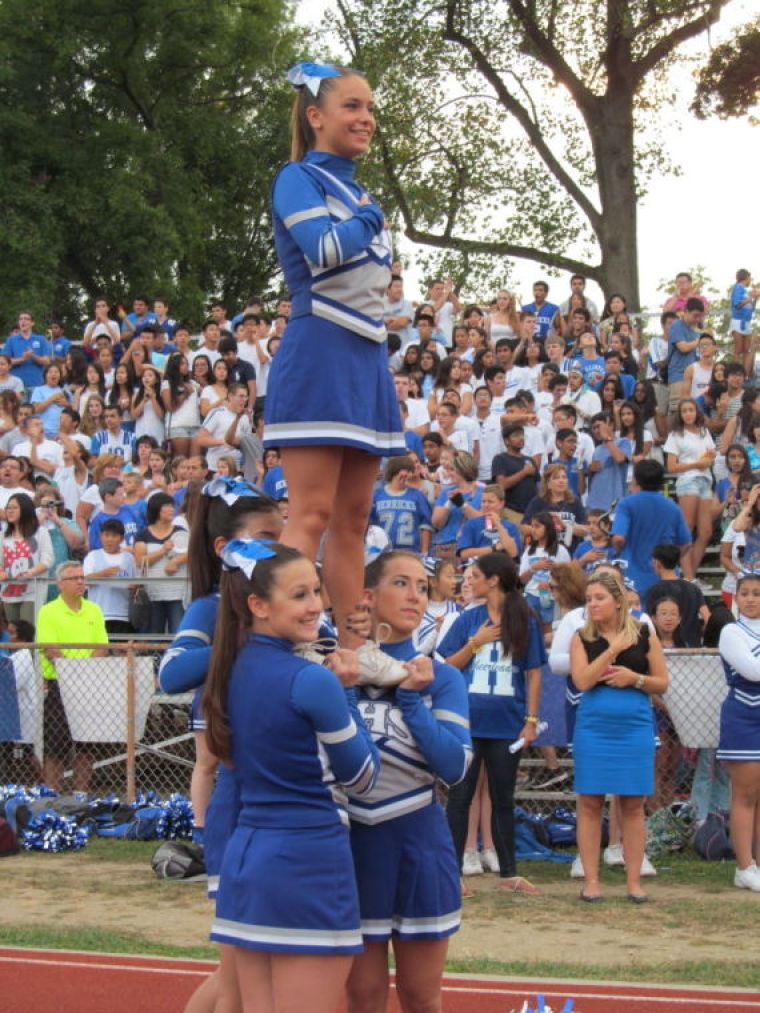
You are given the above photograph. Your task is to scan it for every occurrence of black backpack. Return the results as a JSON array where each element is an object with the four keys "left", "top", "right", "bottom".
[
  {"left": 693, "top": 811, "right": 735, "bottom": 861},
  {"left": 151, "top": 840, "right": 206, "bottom": 880}
]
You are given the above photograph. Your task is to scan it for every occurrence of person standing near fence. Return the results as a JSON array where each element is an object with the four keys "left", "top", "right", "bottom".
[
  {"left": 717, "top": 573, "right": 760, "bottom": 892},
  {"left": 36, "top": 560, "right": 108, "bottom": 791}
]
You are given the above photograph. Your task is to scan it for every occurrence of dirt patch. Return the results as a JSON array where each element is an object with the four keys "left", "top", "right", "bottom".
[{"left": 7, "top": 851, "right": 760, "bottom": 969}]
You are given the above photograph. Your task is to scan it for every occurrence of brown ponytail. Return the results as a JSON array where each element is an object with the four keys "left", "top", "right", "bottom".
[{"left": 289, "top": 68, "right": 363, "bottom": 162}]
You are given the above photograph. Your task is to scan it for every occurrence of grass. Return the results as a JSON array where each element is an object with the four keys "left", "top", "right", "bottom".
[{"left": 6, "top": 842, "right": 760, "bottom": 990}]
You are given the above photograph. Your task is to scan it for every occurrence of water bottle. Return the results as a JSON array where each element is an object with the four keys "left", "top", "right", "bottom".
[{"left": 539, "top": 586, "right": 552, "bottom": 610}]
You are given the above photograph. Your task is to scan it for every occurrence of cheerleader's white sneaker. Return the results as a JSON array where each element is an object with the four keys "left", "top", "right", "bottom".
[{"left": 355, "top": 640, "right": 409, "bottom": 687}]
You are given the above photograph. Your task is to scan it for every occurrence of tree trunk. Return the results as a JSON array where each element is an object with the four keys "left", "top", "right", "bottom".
[{"left": 587, "top": 89, "right": 641, "bottom": 310}]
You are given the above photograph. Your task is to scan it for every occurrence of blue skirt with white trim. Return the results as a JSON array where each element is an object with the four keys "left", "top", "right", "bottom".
[
  {"left": 350, "top": 804, "right": 461, "bottom": 943},
  {"left": 210, "top": 821, "right": 363, "bottom": 954},
  {"left": 263, "top": 316, "right": 406, "bottom": 456},
  {"left": 717, "top": 692, "right": 760, "bottom": 762}
]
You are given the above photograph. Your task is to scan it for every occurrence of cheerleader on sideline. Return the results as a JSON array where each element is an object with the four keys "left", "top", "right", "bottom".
[
  {"left": 204, "top": 540, "right": 380, "bottom": 1013},
  {"left": 717, "top": 573, "right": 760, "bottom": 892},
  {"left": 346, "top": 551, "right": 471, "bottom": 1012},
  {"left": 264, "top": 61, "right": 407, "bottom": 679}
]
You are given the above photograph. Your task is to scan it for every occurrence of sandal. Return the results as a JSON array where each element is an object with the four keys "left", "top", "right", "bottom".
[
  {"left": 460, "top": 878, "right": 474, "bottom": 899},
  {"left": 498, "top": 876, "right": 542, "bottom": 895}
]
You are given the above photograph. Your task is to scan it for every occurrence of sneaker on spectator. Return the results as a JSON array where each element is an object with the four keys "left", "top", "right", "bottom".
[
  {"left": 356, "top": 640, "right": 409, "bottom": 687},
  {"left": 734, "top": 863, "right": 760, "bottom": 892},
  {"left": 640, "top": 854, "right": 657, "bottom": 877},
  {"left": 531, "top": 767, "right": 571, "bottom": 791},
  {"left": 570, "top": 855, "right": 585, "bottom": 879},
  {"left": 480, "top": 847, "right": 500, "bottom": 873},
  {"left": 516, "top": 769, "right": 531, "bottom": 789},
  {"left": 603, "top": 843, "right": 625, "bottom": 867},
  {"left": 691, "top": 577, "right": 713, "bottom": 593},
  {"left": 462, "top": 848, "right": 484, "bottom": 876}
]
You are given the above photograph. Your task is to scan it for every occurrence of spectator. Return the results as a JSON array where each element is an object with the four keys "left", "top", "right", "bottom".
[
  {"left": 161, "top": 353, "right": 201, "bottom": 457},
  {"left": 74, "top": 454, "right": 123, "bottom": 543},
  {"left": 491, "top": 424, "right": 539, "bottom": 521},
  {"left": 120, "top": 295, "right": 156, "bottom": 340},
  {"left": 522, "top": 462, "right": 588, "bottom": 544},
  {"left": 13, "top": 416, "right": 64, "bottom": 479},
  {"left": 218, "top": 337, "right": 257, "bottom": 406},
  {"left": 663, "top": 272, "right": 709, "bottom": 315},
  {"left": 383, "top": 274, "right": 414, "bottom": 347},
  {"left": 83, "top": 298, "right": 121, "bottom": 350},
  {"left": 645, "top": 543, "right": 710, "bottom": 647},
  {"left": 0, "top": 355, "right": 24, "bottom": 396},
  {"left": 83, "top": 518, "right": 137, "bottom": 635},
  {"left": 198, "top": 383, "right": 251, "bottom": 474},
  {"left": 369, "top": 456, "right": 433, "bottom": 554},
  {"left": 457, "top": 483, "right": 521, "bottom": 562},
  {"left": 5, "top": 311, "right": 52, "bottom": 391},
  {"left": 38, "top": 561, "right": 108, "bottom": 791},
  {"left": 559, "top": 274, "right": 600, "bottom": 322},
  {"left": 87, "top": 478, "right": 140, "bottom": 550},
  {"left": 91, "top": 405, "right": 136, "bottom": 460},
  {"left": 521, "top": 281, "right": 559, "bottom": 341},
  {"left": 0, "top": 492, "right": 54, "bottom": 624},
  {"left": 133, "top": 493, "right": 188, "bottom": 635},
  {"left": 611, "top": 460, "right": 692, "bottom": 596},
  {"left": 665, "top": 297, "right": 704, "bottom": 417},
  {"left": 189, "top": 319, "right": 222, "bottom": 368},
  {"left": 131, "top": 366, "right": 166, "bottom": 445},
  {"left": 0, "top": 457, "right": 28, "bottom": 518},
  {"left": 36, "top": 489, "right": 84, "bottom": 598}
]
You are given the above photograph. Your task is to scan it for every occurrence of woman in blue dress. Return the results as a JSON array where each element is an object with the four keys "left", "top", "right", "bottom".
[
  {"left": 346, "top": 550, "right": 471, "bottom": 1013},
  {"left": 265, "top": 61, "right": 406, "bottom": 676},
  {"left": 570, "top": 570, "right": 668, "bottom": 903},
  {"left": 203, "top": 539, "right": 379, "bottom": 1012},
  {"left": 717, "top": 572, "right": 760, "bottom": 892},
  {"left": 439, "top": 552, "right": 546, "bottom": 895}
]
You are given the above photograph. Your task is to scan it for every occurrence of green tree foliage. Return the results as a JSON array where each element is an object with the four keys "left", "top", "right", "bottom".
[
  {"left": 0, "top": 0, "right": 302, "bottom": 329},
  {"left": 692, "top": 16, "right": 760, "bottom": 120},
  {"left": 331, "top": 0, "right": 733, "bottom": 307}
]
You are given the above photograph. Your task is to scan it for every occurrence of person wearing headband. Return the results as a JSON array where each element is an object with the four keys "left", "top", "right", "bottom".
[
  {"left": 264, "top": 60, "right": 406, "bottom": 686},
  {"left": 203, "top": 538, "right": 379, "bottom": 1011}
]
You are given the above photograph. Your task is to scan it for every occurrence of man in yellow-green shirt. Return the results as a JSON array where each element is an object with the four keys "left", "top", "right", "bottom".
[{"left": 38, "top": 560, "right": 108, "bottom": 791}]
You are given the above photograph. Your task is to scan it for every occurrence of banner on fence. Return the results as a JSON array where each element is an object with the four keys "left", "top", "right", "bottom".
[{"left": 57, "top": 656, "right": 155, "bottom": 742}]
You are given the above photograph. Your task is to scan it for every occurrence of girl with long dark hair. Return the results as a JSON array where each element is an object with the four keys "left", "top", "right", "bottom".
[
  {"left": 161, "top": 352, "right": 200, "bottom": 457},
  {"left": 440, "top": 552, "right": 546, "bottom": 895}
]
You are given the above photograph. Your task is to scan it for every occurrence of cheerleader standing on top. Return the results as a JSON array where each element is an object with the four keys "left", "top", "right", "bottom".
[
  {"left": 346, "top": 550, "right": 471, "bottom": 1013},
  {"left": 204, "top": 540, "right": 380, "bottom": 1012},
  {"left": 265, "top": 60, "right": 407, "bottom": 684}
]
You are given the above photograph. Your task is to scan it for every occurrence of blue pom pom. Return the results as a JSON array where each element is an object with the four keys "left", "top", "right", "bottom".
[{"left": 21, "top": 811, "right": 90, "bottom": 852}]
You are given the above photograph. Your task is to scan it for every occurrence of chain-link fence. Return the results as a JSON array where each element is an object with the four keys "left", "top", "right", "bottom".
[
  {"left": 0, "top": 641, "right": 193, "bottom": 801},
  {"left": 0, "top": 644, "right": 731, "bottom": 817}
]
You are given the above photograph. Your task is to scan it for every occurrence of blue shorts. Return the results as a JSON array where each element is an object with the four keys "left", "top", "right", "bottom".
[
  {"left": 717, "top": 692, "right": 760, "bottom": 762},
  {"left": 350, "top": 804, "right": 461, "bottom": 942},
  {"left": 205, "top": 766, "right": 240, "bottom": 899},
  {"left": 211, "top": 821, "right": 362, "bottom": 954},
  {"left": 675, "top": 474, "right": 712, "bottom": 500}
]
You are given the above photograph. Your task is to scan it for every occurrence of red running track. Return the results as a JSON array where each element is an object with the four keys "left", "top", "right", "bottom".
[{"left": 1, "top": 948, "right": 759, "bottom": 1012}]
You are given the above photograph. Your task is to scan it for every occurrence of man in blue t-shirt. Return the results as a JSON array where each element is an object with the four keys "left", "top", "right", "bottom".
[
  {"left": 120, "top": 295, "right": 156, "bottom": 340},
  {"left": 587, "top": 414, "right": 630, "bottom": 511},
  {"left": 666, "top": 297, "right": 704, "bottom": 417},
  {"left": 49, "top": 321, "right": 72, "bottom": 362},
  {"left": 521, "top": 281, "right": 559, "bottom": 341},
  {"left": 370, "top": 456, "right": 432, "bottom": 553},
  {"left": 611, "top": 460, "right": 692, "bottom": 595},
  {"left": 4, "top": 311, "right": 52, "bottom": 389}
]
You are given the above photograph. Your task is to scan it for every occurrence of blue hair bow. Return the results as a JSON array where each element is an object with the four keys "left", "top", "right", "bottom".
[
  {"left": 221, "top": 538, "right": 277, "bottom": 579},
  {"left": 203, "top": 474, "right": 262, "bottom": 506},
  {"left": 286, "top": 60, "right": 342, "bottom": 97}
]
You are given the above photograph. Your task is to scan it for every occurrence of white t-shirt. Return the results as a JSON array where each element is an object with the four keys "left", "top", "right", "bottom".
[
  {"left": 202, "top": 405, "right": 252, "bottom": 471},
  {"left": 720, "top": 526, "right": 745, "bottom": 595},
  {"left": 200, "top": 385, "right": 226, "bottom": 414},
  {"left": 53, "top": 466, "right": 89, "bottom": 517},
  {"left": 0, "top": 486, "right": 29, "bottom": 510},
  {"left": 14, "top": 439, "right": 64, "bottom": 478},
  {"left": 188, "top": 347, "right": 221, "bottom": 369},
  {"left": 663, "top": 428, "right": 715, "bottom": 483},
  {"left": 434, "top": 301, "right": 456, "bottom": 346},
  {"left": 520, "top": 544, "right": 571, "bottom": 597},
  {"left": 403, "top": 399, "right": 430, "bottom": 431},
  {"left": 160, "top": 380, "right": 201, "bottom": 430},
  {"left": 473, "top": 415, "right": 503, "bottom": 481},
  {"left": 83, "top": 549, "right": 137, "bottom": 620}
]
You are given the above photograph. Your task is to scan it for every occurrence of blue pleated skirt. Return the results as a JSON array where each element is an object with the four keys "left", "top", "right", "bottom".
[
  {"left": 263, "top": 316, "right": 406, "bottom": 456},
  {"left": 717, "top": 692, "right": 760, "bottom": 762}
]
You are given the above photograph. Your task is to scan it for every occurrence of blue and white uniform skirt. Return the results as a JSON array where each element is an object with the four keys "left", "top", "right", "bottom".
[
  {"left": 263, "top": 316, "right": 406, "bottom": 457},
  {"left": 211, "top": 820, "right": 363, "bottom": 954},
  {"left": 189, "top": 686, "right": 205, "bottom": 733},
  {"left": 717, "top": 690, "right": 760, "bottom": 762},
  {"left": 350, "top": 804, "right": 461, "bottom": 943},
  {"left": 204, "top": 766, "right": 240, "bottom": 900}
]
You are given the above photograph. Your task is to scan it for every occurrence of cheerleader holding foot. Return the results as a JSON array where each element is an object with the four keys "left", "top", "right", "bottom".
[
  {"left": 204, "top": 540, "right": 379, "bottom": 1013},
  {"left": 265, "top": 61, "right": 407, "bottom": 684},
  {"left": 717, "top": 573, "right": 760, "bottom": 892},
  {"left": 346, "top": 551, "right": 472, "bottom": 1013}
]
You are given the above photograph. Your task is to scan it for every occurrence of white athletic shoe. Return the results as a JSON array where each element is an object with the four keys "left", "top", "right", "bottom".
[
  {"left": 480, "top": 847, "right": 500, "bottom": 873},
  {"left": 603, "top": 843, "right": 625, "bottom": 867},
  {"left": 640, "top": 854, "right": 657, "bottom": 877},
  {"left": 462, "top": 848, "right": 484, "bottom": 876},
  {"left": 734, "top": 863, "right": 760, "bottom": 892},
  {"left": 355, "top": 640, "right": 409, "bottom": 687},
  {"left": 570, "top": 856, "right": 585, "bottom": 879}
]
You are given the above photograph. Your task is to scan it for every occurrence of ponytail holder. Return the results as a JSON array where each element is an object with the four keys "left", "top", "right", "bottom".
[
  {"left": 202, "top": 474, "right": 263, "bottom": 505},
  {"left": 286, "top": 61, "right": 342, "bottom": 97},
  {"left": 221, "top": 538, "right": 277, "bottom": 579}
]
